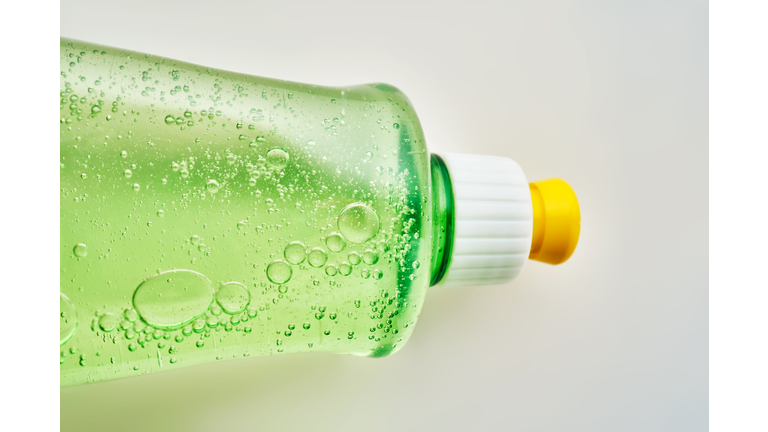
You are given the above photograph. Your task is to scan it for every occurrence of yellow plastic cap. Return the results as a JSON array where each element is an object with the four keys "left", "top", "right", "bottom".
[{"left": 528, "top": 178, "right": 580, "bottom": 265}]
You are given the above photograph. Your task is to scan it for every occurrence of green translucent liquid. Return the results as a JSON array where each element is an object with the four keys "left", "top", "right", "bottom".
[{"left": 60, "top": 38, "right": 433, "bottom": 386}]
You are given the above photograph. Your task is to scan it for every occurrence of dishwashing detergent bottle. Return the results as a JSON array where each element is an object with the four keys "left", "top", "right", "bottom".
[{"left": 60, "top": 38, "right": 580, "bottom": 386}]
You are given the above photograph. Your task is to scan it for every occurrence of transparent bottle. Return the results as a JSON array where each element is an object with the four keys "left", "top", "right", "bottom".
[{"left": 60, "top": 38, "right": 580, "bottom": 387}]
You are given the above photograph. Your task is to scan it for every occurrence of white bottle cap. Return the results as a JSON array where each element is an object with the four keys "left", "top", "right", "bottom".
[{"left": 434, "top": 153, "right": 533, "bottom": 287}]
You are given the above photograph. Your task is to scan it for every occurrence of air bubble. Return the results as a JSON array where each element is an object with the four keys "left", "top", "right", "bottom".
[
  {"left": 326, "top": 232, "right": 346, "bottom": 252},
  {"left": 266, "top": 148, "right": 289, "bottom": 169},
  {"left": 98, "top": 313, "right": 117, "bottom": 332},
  {"left": 339, "top": 262, "right": 352, "bottom": 276},
  {"left": 216, "top": 282, "right": 250, "bottom": 314},
  {"left": 338, "top": 203, "right": 380, "bottom": 243},
  {"left": 132, "top": 269, "right": 214, "bottom": 329},
  {"left": 73, "top": 243, "right": 87, "bottom": 257},
  {"left": 363, "top": 250, "right": 379, "bottom": 265},
  {"left": 266, "top": 260, "right": 292, "bottom": 284},
  {"left": 206, "top": 180, "right": 220, "bottom": 194},
  {"left": 60, "top": 293, "right": 78, "bottom": 345},
  {"left": 307, "top": 248, "right": 328, "bottom": 267},
  {"left": 284, "top": 241, "right": 307, "bottom": 264}
]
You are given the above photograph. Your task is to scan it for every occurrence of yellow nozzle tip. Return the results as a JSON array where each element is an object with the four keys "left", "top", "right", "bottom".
[{"left": 528, "top": 178, "right": 580, "bottom": 265}]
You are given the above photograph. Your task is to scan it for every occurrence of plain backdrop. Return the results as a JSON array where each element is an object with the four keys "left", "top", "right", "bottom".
[{"left": 60, "top": 1, "right": 708, "bottom": 430}]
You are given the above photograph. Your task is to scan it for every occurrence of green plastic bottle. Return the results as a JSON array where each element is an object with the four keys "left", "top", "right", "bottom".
[{"left": 60, "top": 38, "right": 581, "bottom": 387}]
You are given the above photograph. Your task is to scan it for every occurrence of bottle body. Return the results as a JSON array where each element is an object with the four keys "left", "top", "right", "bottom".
[{"left": 60, "top": 39, "right": 433, "bottom": 386}]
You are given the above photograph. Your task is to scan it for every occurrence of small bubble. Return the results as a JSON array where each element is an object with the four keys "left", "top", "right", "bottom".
[
  {"left": 266, "top": 260, "right": 292, "bottom": 284},
  {"left": 124, "top": 308, "right": 138, "bottom": 322},
  {"left": 393, "top": 123, "right": 400, "bottom": 129},
  {"left": 164, "top": 115, "right": 175, "bottom": 124},
  {"left": 128, "top": 342, "right": 137, "bottom": 352},
  {"left": 237, "top": 221, "right": 247, "bottom": 230},
  {"left": 363, "top": 250, "right": 379, "bottom": 265},
  {"left": 190, "top": 235, "right": 201, "bottom": 245},
  {"left": 325, "top": 264, "right": 338, "bottom": 276},
  {"left": 73, "top": 243, "right": 87, "bottom": 257},
  {"left": 348, "top": 252, "right": 361, "bottom": 265},
  {"left": 266, "top": 148, "right": 290, "bottom": 169},
  {"left": 171, "top": 162, "right": 180, "bottom": 172},
  {"left": 307, "top": 140, "right": 315, "bottom": 146},
  {"left": 338, "top": 203, "right": 380, "bottom": 244},
  {"left": 412, "top": 261, "right": 420, "bottom": 269},
  {"left": 372, "top": 269, "right": 383, "bottom": 280},
  {"left": 361, "top": 269, "right": 370, "bottom": 279},
  {"left": 325, "top": 232, "right": 346, "bottom": 252},
  {"left": 303, "top": 322, "right": 311, "bottom": 330},
  {"left": 307, "top": 248, "right": 328, "bottom": 267},
  {"left": 123, "top": 169, "right": 132, "bottom": 178},
  {"left": 206, "top": 179, "right": 220, "bottom": 194},
  {"left": 91, "top": 105, "right": 101, "bottom": 114},
  {"left": 284, "top": 241, "right": 307, "bottom": 264},
  {"left": 196, "top": 340, "right": 204, "bottom": 348},
  {"left": 339, "top": 262, "right": 352, "bottom": 276},
  {"left": 98, "top": 313, "right": 117, "bottom": 332},
  {"left": 120, "top": 150, "right": 128, "bottom": 158},
  {"left": 80, "top": 173, "right": 87, "bottom": 179},
  {"left": 216, "top": 282, "right": 250, "bottom": 314},
  {"left": 157, "top": 210, "right": 165, "bottom": 217},
  {"left": 132, "top": 183, "right": 140, "bottom": 191}
]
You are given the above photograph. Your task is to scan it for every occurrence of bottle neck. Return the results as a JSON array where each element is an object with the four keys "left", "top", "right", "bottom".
[{"left": 429, "top": 154, "right": 455, "bottom": 286}]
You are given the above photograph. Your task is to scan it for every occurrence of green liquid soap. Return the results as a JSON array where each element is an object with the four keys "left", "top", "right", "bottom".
[{"left": 60, "top": 38, "right": 580, "bottom": 387}]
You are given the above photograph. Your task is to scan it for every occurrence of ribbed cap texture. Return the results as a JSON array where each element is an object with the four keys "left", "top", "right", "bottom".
[{"left": 436, "top": 153, "right": 533, "bottom": 287}]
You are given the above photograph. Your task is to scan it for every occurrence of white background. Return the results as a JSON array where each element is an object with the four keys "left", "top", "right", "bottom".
[{"left": 56, "top": 0, "right": 710, "bottom": 430}]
